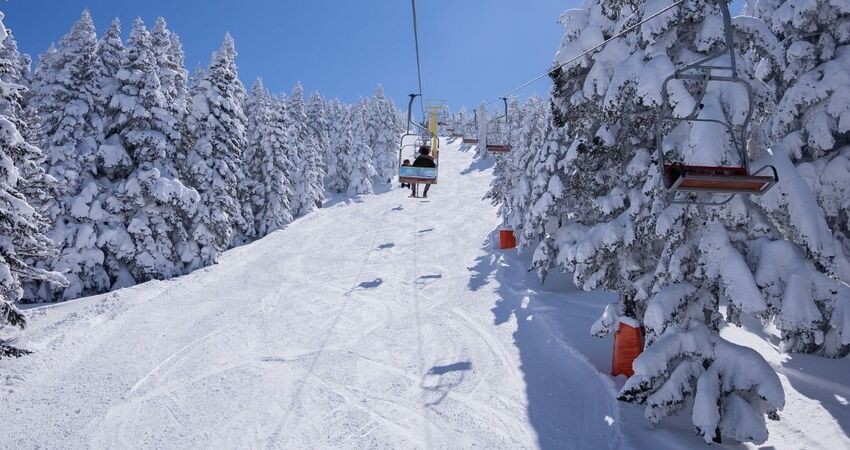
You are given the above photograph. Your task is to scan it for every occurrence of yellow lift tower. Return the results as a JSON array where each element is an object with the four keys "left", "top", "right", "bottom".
[{"left": 424, "top": 99, "right": 448, "bottom": 161}]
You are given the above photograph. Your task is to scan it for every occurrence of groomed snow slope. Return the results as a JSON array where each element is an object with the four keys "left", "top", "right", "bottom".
[{"left": 1, "top": 139, "right": 848, "bottom": 449}]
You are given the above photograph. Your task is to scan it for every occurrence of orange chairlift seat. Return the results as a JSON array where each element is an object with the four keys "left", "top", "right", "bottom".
[
  {"left": 486, "top": 97, "right": 512, "bottom": 153},
  {"left": 662, "top": 163, "right": 777, "bottom": 194},
  {"left": 657, "top": 0, "right": 776, "bottom": 203},
  {"left": 611, "top": 320, "right": 643, "bottom": 378}
]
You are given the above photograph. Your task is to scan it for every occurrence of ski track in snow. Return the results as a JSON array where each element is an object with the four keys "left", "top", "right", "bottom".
[{"left": 0, "top": 139, "right": 847, "bottom": 449}]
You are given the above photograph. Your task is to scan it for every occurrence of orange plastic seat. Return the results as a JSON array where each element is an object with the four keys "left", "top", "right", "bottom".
[
  {"left": 499, "top": 229, "right": 516, "bottom": 249},
  {"left": 611, "top": 321, "right": 643, "bottom": 377}
]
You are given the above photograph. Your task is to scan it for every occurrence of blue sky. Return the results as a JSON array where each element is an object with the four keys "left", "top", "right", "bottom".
[{"left": 3, "top": 0, "right": 570, "bottom": 113}]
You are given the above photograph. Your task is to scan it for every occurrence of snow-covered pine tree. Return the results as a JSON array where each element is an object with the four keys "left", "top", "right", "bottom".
[
  {"left": 151, "top": 18, "right": 189, "bottom": 119},
  {"left": 347, "top": 101, "right": 376, "bottom": 195},
  {"left": 366, "top": 84, "right": 401, "bottom": 184},
  {"left": 27, "top": 43, "right": 57, "bottom": 112},
  {"left": 30, "top": 10, "right": 108, "bottom": 300},
  {"left": 185, "top": 33, "right": 250, "bottom": 267},
  {"left": 741, "top": 0, "right": 850, "bottom": 358},
  {"left": 0, "top": 10, "right": 66, "bottom": 355},
  {"left": 287, "top": 82, "right": 325, "bottom": 217},
  {"left": 306, "top": 90, "right": 331, "bottom": 174},
  {"left": 95, "top": 18, "right": 124, "bottom": 130},
  {"left": 0, "top": 26, "right": 26, "bottom": 107},
  {"left": 0, "top": 26, "right": 57, "bottom": 223},
  {"left": 244, "top": 79, "right": 294, "bottom": 235},
  {"left": 326, "top": 99, "right": 353, "bottom": 193},
  {"left": 495, "top": 97, "right": 567, "bottom": 261},
  {"left": 532, "top": 0, "right": 787, "bottom": 443},
  {"left": 101, "top": 17, "right": 199, "bottom": 286}
]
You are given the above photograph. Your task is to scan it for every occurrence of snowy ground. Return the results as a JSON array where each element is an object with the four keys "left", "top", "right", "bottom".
[{"left": 1, "top": 139, "right": 848, "bottom": 449}]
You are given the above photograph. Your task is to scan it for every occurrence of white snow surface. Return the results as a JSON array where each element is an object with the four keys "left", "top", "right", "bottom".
[{"left": 0, "top": 140, "right": 848, "bottom": 449}]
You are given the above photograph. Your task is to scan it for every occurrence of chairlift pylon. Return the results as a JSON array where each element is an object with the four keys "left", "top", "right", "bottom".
[{"left": 656, "top": 0, "right": 777, "bottom": 204}]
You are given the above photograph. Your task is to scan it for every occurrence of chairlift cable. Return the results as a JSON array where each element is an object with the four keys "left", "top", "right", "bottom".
[{"left": 483, "top": 0, "right": 684, "bottom": 106}]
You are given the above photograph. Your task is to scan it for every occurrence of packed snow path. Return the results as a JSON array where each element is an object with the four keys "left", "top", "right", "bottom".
[{"left": 0, "top": 140, "right": 624, "bottom": 449}]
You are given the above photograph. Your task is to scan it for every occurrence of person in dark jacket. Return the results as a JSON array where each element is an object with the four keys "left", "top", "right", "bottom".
[{"left": 411, "top": 146, "right": 436, "bottom": 198}]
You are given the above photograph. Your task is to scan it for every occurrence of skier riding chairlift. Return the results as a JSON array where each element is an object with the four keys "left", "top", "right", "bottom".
[{"left": 410, "top": 146, "right": 436, "bottom": 198}]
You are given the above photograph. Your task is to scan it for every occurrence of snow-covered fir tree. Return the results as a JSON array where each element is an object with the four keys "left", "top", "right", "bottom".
[
  {"left": 490, "top": 96, "right": 565, "bottom": 254},
  {"left": 101, "top": 17, "right": 199, "bottom": 286},
  {"left": 742, "top": 0, "right": 850, "bottom": 358},
  {"left": 287, "top": 82, "right": 325, "bottom": 217},
  {"left": 326, "top": 99, "right": 353, "bottom": 193},
  {"left": 185, "top": 33, "right": 249, "bottom": 267},
  {"left": 30, "top": 10, "right": 107, "bottom": 300},
  {"left": 0, "top": 11, "right": 66, "bottom": 355},
  {"left": 95, "top": 18, "right": 124, "bottom": 128},
  {"left": 366, "top": 84, "right": 401, "bottom": 184},
  {"left": 244, "top": 79, "right": 294, "bottom": 235},
  {"left": 306, "top": 90, "right": 331, "bottom": 173},
  {"left": 0, "top": 26, "right": 57, "bottom": 224},
  {"left": 346, "top": 101, "right": 376, "bottom": 195},
  {"left": 151, "top": 18, "right": 189, "bottom": 118}
]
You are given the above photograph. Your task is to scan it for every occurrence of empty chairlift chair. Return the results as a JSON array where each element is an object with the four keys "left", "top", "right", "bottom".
[
  {"left": 462, "top": 110, "right": 480, "bottom": 144},
  {"left": 485, "top": 130, "right": 511, "bottom": 153},
  {"left": 486, "top": 97, "right": 512, "bottom": 153},
  {"left": 656, "top": 0, "right": 776, "bottom": 203}
]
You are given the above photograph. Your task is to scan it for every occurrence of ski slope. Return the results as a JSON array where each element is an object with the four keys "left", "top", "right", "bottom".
[{"left": 1, "top": 139, "right": 848, "bottom": 449}]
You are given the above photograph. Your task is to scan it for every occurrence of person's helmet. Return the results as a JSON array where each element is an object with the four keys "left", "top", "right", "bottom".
[{"left": 419, "top": 146, "right": 430, "bottom": 155}]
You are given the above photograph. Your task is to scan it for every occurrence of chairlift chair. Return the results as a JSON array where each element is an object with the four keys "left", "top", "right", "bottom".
[
  {"left": 657, "top": 0, "right": 777, "bottom": 204},
  {"left": 398, "top": 131, "right": 437, "bottom": 186},
  {"left": 398, "top": 93, "right": 438, "bottom": 185},
  {"left": 398, "top": 139, "right": 438, "bottom": 185},
  {"left": 462, "top": 110, "right": 480, "bottom": 144},
  {"left": 486, "top": 97, "right": 512, "bottom": 153}
]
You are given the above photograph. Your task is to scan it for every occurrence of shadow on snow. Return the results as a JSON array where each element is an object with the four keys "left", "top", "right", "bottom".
[{"left": 466, "top": 228, "right": 729, "bottom": 449}]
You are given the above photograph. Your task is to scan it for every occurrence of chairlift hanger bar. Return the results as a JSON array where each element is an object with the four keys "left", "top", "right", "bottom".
[{"left": 410, "top": 0, "right": 426, "bottom": 120}]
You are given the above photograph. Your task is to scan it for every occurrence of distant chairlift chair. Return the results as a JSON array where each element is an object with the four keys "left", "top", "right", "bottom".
[
  {"left": 486, "top": 97, "right": 512, "bottom": 153},
  {"left": 462, "top": 110, "right": 480, "bottom": 144},
  {"left": 657, "top": 0, "right": 777, "bottom": 203}
]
